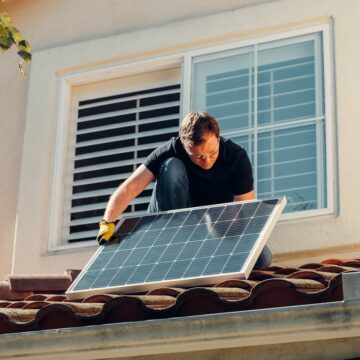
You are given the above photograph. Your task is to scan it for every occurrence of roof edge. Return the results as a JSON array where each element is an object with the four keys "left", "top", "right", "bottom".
[{"left": 1, "top": 299, "right": 360, "bottom": 360}]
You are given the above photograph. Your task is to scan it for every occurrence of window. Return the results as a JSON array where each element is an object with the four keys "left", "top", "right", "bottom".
[
  {"left": 61, "top": 27, "right": 333, "bottom": 246},
  {"left": 190, "top": 32, "right": 329, "bottom": 215}
]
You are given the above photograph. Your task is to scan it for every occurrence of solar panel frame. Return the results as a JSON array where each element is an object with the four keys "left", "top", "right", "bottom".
[{"left": 66, "top": 197, "right": 286, "bottom": 300}]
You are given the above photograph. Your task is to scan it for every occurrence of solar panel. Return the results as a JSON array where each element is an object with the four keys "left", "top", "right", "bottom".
[{"left": 66, "top": 197, "right": 286, "bottom": 300}]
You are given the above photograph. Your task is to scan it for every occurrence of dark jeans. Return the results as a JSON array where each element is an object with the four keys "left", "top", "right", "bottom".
[{"left": 147, "top": 157, "right": 272, "bottom": 270}]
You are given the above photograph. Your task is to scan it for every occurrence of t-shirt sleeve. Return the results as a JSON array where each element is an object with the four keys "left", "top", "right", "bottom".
[
  {"left": 231, "top": 150, "right": 254, "bottom": 195},
  {"left": 143, "top": 139, "right": 174, "bottom": 178}
]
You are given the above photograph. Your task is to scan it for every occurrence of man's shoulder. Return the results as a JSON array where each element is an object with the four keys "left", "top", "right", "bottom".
[
  {"left": 156, "top": 136, "right": 180, "bottom": 153},
  {"left": 221, "top": 137, "right": 246, "bottom": 161}
]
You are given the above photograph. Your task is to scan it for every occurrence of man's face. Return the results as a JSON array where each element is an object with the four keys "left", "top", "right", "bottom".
[{"left": 185, "top": 133, "right": 220, "bottom": 170}]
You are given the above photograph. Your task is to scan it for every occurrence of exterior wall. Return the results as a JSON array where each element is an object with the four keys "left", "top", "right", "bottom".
[
  {"left": 1, "top": 0, "right": 360, "bottom": 276},
  {"left": 0, "top": 0, "right": 277, "bottom": 277}
]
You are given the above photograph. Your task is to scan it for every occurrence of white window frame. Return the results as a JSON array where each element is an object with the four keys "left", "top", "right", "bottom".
[
  {"left": 183, "top": 23, "right": 336, "bottom": 221},
  {"left": 48, "top": 24, "right": 335, "bottom": 251}
]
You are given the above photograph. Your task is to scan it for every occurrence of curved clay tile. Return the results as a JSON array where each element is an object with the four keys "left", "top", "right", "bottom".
[
  {"left": 205, "top": 287, "right": 249, "bottom": 300},
  {"left": 146, "top": 287, "right": 184, "bottom": 297},
  {"left": 24, "top": 294, "right": 48, "bottom": 301},
  {"left": 214, "top": 279, "right": 257, "bottom": 289},
  {"left": 298, "top": 262, "right": 323, "bottom": 269},
  {"left": 22, "top": 301, "right": 49, "bottom": 310},
  {"left": 82, "top": 294, "right": 117, "bottom": 303},
  {"left": 286, "top": 270, "right": 330, "bottom": 284}
]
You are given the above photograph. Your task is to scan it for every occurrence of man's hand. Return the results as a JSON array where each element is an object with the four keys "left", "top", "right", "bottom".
[{"left": 96, "top": 220, "right": 115, "bottom": 245}]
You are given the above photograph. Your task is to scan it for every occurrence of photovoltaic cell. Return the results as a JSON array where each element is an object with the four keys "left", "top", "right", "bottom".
[{"left": 66, "top": 197, "right": 286, "bottom": 299}]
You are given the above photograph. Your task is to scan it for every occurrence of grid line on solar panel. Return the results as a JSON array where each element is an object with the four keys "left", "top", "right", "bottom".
[
  {"left": 131, "top": 215, "right": 156, "bottom": 232},
  {"left": 164, "top": 211, "right": 190, "bottom": 228},
  {"left": 70, "top": 198, "right": 282, "bottom": 293}
]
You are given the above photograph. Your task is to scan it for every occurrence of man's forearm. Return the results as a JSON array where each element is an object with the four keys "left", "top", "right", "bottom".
[
  {"left": 102, "top": 164, "right": 155, "bottom": 223},
  {"left": 103, "top": 182, "right": 135, "bottom": 222}
]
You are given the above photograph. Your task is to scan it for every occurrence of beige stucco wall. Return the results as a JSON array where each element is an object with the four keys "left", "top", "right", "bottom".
[{"left": 1, "top": 0, "right": 360, "bottom": 277}]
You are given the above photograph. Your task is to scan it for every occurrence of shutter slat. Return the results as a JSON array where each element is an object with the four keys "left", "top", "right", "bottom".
[
  {"left": 70, "top": 195, "right": 152, "bottom": 214},
  {"left": 79, "top": 88, "right": 180, "bottom": 110},
  {"left": 77, "top": 114, "right": 179, "bottom": 135},
  {"left": 75, "top": 141, "right": 163, "bottom": 161},
  {"left": 75, "top": 126, "right": 179, "bottom": 148},
  {"left": 71, "top": 183, "right": 155, "bottom": 200},
  {"left": 77, "top": 101, "right": 180, "bottom": 123}
]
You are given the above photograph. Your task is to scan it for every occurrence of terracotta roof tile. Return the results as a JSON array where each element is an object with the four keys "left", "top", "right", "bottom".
[{"left": 0, "top": 258, "right": 358, "bottom": 335}]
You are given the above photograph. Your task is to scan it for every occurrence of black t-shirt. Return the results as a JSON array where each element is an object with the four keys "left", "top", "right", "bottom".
[{"left": 143, "top": 137, "right": 253, "bottom": 207}]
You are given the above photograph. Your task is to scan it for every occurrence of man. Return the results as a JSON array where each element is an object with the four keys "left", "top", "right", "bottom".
[{"left": 97, "top": 112, "right": 271, "bottom": 269}]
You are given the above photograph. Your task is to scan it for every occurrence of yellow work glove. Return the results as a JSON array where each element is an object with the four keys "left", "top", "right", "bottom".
[{"left": 97, "top": 220, "right": 115, "bottom": 245}]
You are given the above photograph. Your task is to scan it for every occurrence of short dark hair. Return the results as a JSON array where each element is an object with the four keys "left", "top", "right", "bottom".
[{"left": 179, "top": 112, "right": 220, "bottom": 149}]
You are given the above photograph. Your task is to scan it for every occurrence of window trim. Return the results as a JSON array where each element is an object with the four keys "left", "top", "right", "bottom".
[
  {"left": 48, "top": 56, "right": 184, "bottom": 251},
  {"left": 48, "top": 23, "right": 336, "bottom": 251}
]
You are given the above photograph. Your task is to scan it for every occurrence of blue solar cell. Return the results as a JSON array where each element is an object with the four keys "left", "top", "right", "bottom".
[
  {"left": 202, "top": 255, "right": 229, "bottom": 275},
  {"left": 214, "top": 237, "right": 239, "bottom": 256},
  {"left": 118, "top": 231, "right": 144, "bottom": 250},
  {"left": 164, "top": 259, "right": 192, "bottom": 280},
  {"left": 196, "top": 239, "right": 221, "bottom": 258},
  {"left": 183, "top": 257, "right": 210, "bottom": 278},
  {"left": 237, "top": 201, "right": 260, "bottom": 218},
  {"left": 200, "top": 206, "right": 224, "bottom": 224},
  {"left": 138, "top": 230, "right": 160, "bottom": 247},
  {"left": 245, "top": 216, "right": 269, "bottom": 234},
  {"left": 188, "top": 223, "right": 211, "bottom": 241},
  {"left": 146, "top": 261, "right": 172, "bottom": 282},
  {"left": 208, "top": 221, "right": 232, "bottom": 239},
  {"left": 106, "top": 250, "right": 131, "bottom": 269},
  {"left": 226, "top": 218, "right": 250, "bottom": 236},
  {"left": 234, "top": 234, "right": 260, "bottom": 253},
  {"left": 148, "top": 213, "right": 173, "bottom": 230},
  {"left": 109, "top": 266, "right": 137, "bottom": 287},
  {"left": 254, "top": 199, "right": 278, "bottom": 216},
  {"left": 123, "top": 247, "right": 149, "bottom": 266},
  {"left": 176, "top": 241, "right": 203, "bottom": 261},
  {"left": 87, "top": 251, "right": 114, "bottom": 271},
  {"left": 131, "top": 215, "right": 157, "bottom": 232},
  {"left": 92, "top": 268, "right": 117, "bottom": 288},
  {"left": 153, "top": 227, "right": 178, "bottom": 246},
  {"left": 164, "top": 211, "right": 189, "bottom": 228},
  {"left": 222, "top": 252, "right": 249, "bottom": 273},
  {"left": 127, "top": 264, "right": 155, "bottom": 284},
  {"left": 117, "top": 217, "right": 139, "bottom": 235},
  {"left": 72, "top": 271, "right": 99, "bottom": 291},
  {"left": 183, "top": 208, "right": 206, "bottom": 225},
  {"left": 158, "top": 243, "right": 185, "bottom": 262},
  {"left": 170, "top": 224, "right": 197, "bottom": 243},
  {"left": 141, "top": 245, "right": 167, "bottom": 265},
  {"left": 217, "top": 203, "right": 242, "bottom": 222}
]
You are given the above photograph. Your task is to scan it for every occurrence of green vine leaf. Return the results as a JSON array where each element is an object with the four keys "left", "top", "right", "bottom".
[
  {"left": 0, "top": 12, "right": 11, "bottom": 27},
  {"left": 18, "top": 50, "right": 31, "bottom": 63},
  {"left": 18, "top": 39, "right": 30, "bottom": 52},
  {"left": 0, "top": 12, "right": 31, "bottom": 75},
  {"left": 18, "top": 62, "right": 26, "bottom": 77}
]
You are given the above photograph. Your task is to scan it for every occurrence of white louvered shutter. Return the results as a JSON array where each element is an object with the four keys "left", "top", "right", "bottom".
[{"left": 67, "top": 84, "right": 181, "bottom": 243}]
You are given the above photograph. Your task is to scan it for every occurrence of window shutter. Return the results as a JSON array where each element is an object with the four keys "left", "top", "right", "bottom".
[{"left": 66, "top": 84, "right": 181, "bottom": 243}]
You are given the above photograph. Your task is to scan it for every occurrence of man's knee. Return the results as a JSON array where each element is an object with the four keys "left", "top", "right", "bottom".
[
  {"left": 159, "top": 157, "right": 187, "bottom": 185},
  {"left": 253, "top": 245, "right": 272, "bottom": 270}
]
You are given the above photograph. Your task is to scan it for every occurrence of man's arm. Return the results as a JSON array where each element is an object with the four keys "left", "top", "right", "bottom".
[
  {"left": 234, "top": 190, "right": 255, "bottom": 202},
  {"left": 103, "top": 164, "right": 155, "bottom": 222}
]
